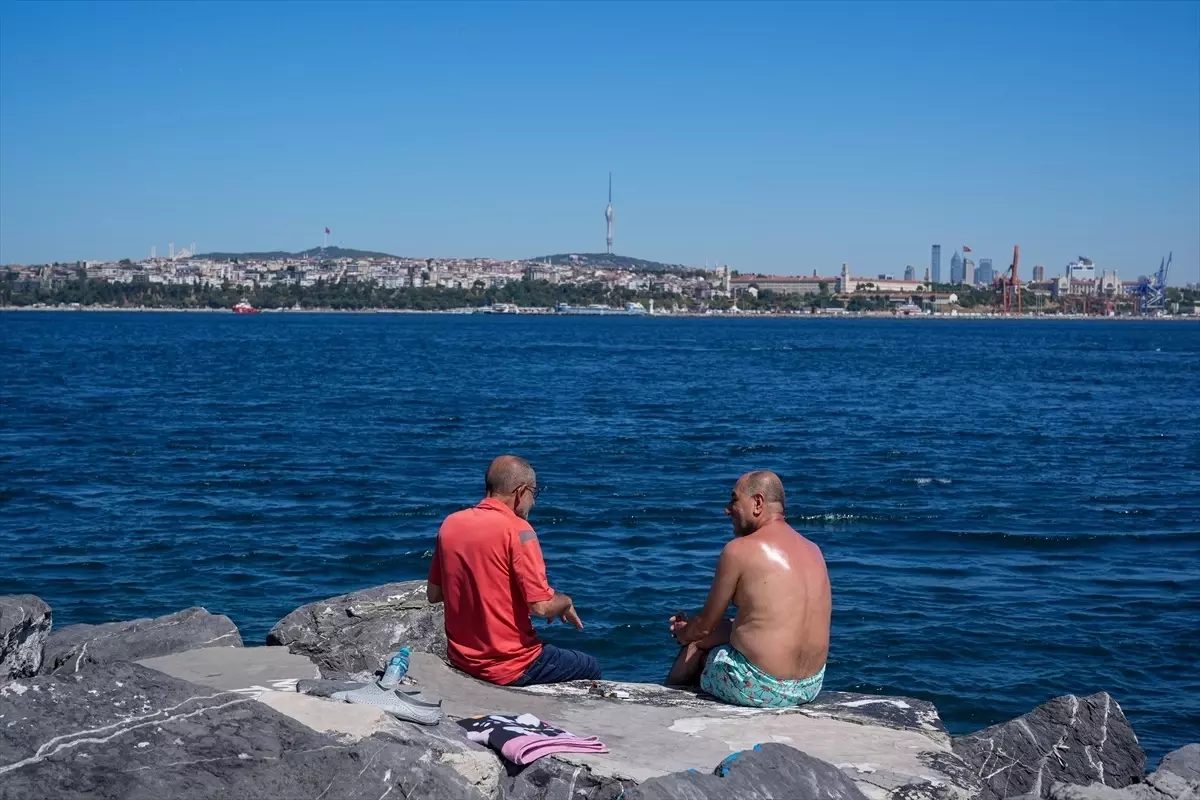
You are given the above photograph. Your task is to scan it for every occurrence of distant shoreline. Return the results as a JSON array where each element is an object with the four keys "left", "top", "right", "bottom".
[{"left": 3, "top": 305, "right": 1197, "bottom": 321}]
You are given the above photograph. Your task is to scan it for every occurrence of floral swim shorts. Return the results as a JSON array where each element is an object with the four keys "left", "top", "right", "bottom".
[{"left": 699, "top": 644, "right": 825, "bottom": 708}]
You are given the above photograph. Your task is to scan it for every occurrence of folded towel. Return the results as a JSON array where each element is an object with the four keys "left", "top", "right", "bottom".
[{"left": 500, "top": 732, "right": 607, "bottom": 764}]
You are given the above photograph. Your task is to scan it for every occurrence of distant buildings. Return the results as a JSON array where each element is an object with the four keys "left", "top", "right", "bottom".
[
  {"left": 732, "top": 274, "right": 835, "bottom": 296},
  {"left": 904, "top": 265, "right": 916, "bottom": 281},
  {"left": 976, "top": 258, "right": 994, "bottom": 286},
  {"left": 931, "top": 245, "right": 942, "bottom": 284},
  {"left": 1033, "top": 264, "right": 1045, "bottom": 282},
  {"left": 964, "top": 258, "right": 975, "bottom": 286},
  {"left": 1067, "top": 257, "right": 1095, "bottom": 282},
  {"left": 949, "top": 250, "right": 964, "bottom": 284}
]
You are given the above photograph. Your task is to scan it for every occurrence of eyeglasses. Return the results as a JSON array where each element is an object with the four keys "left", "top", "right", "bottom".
[{"left": 522, "top": 484, "right": 544, "bottom": 499}]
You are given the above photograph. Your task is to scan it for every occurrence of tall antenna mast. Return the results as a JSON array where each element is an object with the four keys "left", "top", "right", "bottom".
[{"left": 605, "top": 172, "right": 614, "bottom": 255}]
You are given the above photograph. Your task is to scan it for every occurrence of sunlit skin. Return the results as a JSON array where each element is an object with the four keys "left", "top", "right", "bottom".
[{"left": 666, "top": 471, "right": 831, "bottom": 685}]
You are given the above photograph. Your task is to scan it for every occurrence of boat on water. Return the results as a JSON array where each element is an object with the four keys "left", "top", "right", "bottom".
[
  {"left": 232, "top": 301, "right": 261, "bottom": 314},
  {"left": 555, "top": 302, "right": 648, "bottom": 316}
]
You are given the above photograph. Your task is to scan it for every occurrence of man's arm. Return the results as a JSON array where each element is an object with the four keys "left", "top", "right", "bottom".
[
  {"left": 426, "top": 539, "right": 444, "bottom": 605},
  {"left": 529, "top": 593, "right": 573, "bottom": 620},
  {"left": 675, "top": 545, "right": 740, "bottom": 645},
  {"left": 512, "top": 528, "right": 583, "bottom": 629},
  {"left": 426, "top": 583, "right": 444, "bottom": 605}
]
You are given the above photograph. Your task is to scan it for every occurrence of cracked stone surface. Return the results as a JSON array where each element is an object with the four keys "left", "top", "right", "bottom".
[
  {"left": 501, "top": 758, "right": 630, "bottom": 800},
  {"left": 128, "top": 643, "right": 979, "bottom": 800},
  {"left": 0, "top": 660, "right": 484, "bottom": 799},
  {"left": 40, "top": 607, "right": 242, "bottom": 676},
  {"left": 405, "top": 651, "right": 978, "bottom": 800},
  {"left": 626, "top": 742, "right": 871, "bottom": 800},
  {"left": 267, "top": 581, "right": 447, "bottom": 678},
  {"left": 1047, "top": 744, "right": 1200, "bottom": 800},
  {"left": 136, "top": 640, "right": 499, "bottom": 798},
  {"left": 952, "top": 692, "right": 1145, "bottom": 800},
  {"left": 0, "top": 596, "right": 51, "bottom": 680},
  {"left": 518, "top": 678, "right": 948, "bottom": 737}
]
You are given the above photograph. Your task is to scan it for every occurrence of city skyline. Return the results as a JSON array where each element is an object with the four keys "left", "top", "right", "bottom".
[
  {"left": 0, "top": 233, "right": 1183, "bottom": 287},
  {"left": 0, "top": 1, "right": 1197, "bottom": 283}
]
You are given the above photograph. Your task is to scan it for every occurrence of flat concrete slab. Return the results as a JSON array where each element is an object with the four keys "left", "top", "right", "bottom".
[
  {"left": 404, "top": 652, "right": 974, "bottom": 797},
  {"left": 135, "top": 646, "right": 975, "bottom": 799},
  {"left": 137, "top": 645, "right": 505, "bottom": 798},
  {"left": 137, "top": 644, "right": 320, "bottom": 693}
]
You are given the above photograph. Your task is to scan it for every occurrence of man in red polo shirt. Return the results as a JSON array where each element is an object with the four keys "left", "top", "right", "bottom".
[{"left": 425, "top": 455, "right": 601, "bottom": 686}]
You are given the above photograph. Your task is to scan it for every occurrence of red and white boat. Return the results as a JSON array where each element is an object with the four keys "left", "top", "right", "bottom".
[{"left": 232, "top": 301, "right": 261, "bottom": 314}]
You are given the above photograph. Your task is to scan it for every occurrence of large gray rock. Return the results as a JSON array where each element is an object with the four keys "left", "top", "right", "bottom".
[
  {"left": 377, "top": 713, "right": 505, "bottom": 798},
  {"left": 952, "top": 692, "right": 1145, "bottom": 800},
  {"left": 0, "top": 660, "right": 485, "bottom": 800},
  {"left": 40, "top": 607, "right": 242, "bottom": 675},
  {"left": 1048, "top": 744, "right": 1200, "bottom": 800},
  {"left": 502, "top": 759, "right": 631, "bottom": 800},
  {"left": 627, "top": 742, "right": 870, "bottom": 800},
  {"left": 267, "top": 581, "right": 447, "bottom": 678},
  {"left": 1159, "top": 746, "right": 1200, "bottom": 784},
  {"left": 0, "top": 595, "right": 51, "bottom": 679}
]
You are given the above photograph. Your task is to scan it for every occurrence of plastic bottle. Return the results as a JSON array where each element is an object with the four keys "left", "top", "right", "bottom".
[{"left": 378, "top": 647, "right": 411, "bottom": 689}]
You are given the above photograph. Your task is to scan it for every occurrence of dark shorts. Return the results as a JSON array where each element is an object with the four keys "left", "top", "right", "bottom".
[{"left": 509, "top": 643, "right": 602, "bottom": 686}]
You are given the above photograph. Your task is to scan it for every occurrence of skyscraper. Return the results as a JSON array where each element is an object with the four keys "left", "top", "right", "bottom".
[
  {"left": 605, "top": 173, "right": 614, "bottom": 254},
  {"left": 950, "top": 250, "right": 964, "bottom": 284},
  {"left": 964, "top": 258, "right": 975, "bottom": 285},
  {"left": 904, "top": 265, "right": 916, "bottom": 281},
  {"left": 931, "top": 245, "right": 942, "bottom": 284},
  {"left": 1033, "top": 265, "right": 1046, "bottom": 282},
  {"left": 976, "top": 258, "right": 994, "bottom": 286}
]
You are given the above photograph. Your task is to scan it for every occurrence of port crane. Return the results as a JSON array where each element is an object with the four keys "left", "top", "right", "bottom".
[
  {"left": 1136, "top": 252, "right": 1172, "bottom": 315},
  {"left": 994, "top": 245, "right": 1022, "bottom": 315}
]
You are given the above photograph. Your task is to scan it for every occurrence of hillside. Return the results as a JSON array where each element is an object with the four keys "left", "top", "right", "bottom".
[
  {"left": 531, "top": 252, "right": 701, "bottom": 274},
  {"left": 196, "top": 246, "right": 399, "bottom": 262}
]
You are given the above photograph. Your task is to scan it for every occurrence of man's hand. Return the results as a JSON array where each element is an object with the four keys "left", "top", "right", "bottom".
[
  {"left": 530, "top": 593, "right": 574, "bottom": 621},
  {"left": 559, "top": 604, "right": 584, "bottom": 630},
  {"left": 669, "top": 612, "right": 690, "bottom": 645}
]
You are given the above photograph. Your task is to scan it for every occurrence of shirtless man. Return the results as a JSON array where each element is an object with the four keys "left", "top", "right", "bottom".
[{"left": 666, "top": 471, "right": 831, "bottom": 708}]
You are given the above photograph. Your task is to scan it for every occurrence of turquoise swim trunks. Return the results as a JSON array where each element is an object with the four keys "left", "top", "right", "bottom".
[{"left": 699, "top": 644, "right": 825, "bottom": 708}]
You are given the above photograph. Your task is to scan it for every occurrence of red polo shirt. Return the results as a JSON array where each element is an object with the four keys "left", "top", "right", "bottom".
[{"left": 427, "top": 498, "right": 555, "bottom": 685}]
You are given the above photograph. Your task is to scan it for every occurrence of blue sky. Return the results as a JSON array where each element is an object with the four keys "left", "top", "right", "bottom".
[{"left": 1, "top": 1, "right": 1197, "bottom": 283}]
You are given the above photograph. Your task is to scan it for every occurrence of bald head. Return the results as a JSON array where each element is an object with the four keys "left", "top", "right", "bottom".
[
  {"left": 737, "top": 470, "right": 786, "bottom": 511},
  {"left": 485, "top": 455, "right": 536, "bottom": 496}
]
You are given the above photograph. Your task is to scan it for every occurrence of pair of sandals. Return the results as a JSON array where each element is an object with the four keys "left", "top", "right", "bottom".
[{"left": 330, "top": 681, "right": 444, "bottom": 726}]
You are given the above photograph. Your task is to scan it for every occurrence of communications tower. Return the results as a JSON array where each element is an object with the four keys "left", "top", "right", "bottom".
[{"left": 605, "top": 173, "right": 614, "bottom": 254}]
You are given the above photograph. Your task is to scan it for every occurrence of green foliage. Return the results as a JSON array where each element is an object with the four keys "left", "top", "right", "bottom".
[
  {"left": 0, "top": 277, "right": 692, "bottom": 311},
  {"left": 531, "top": 253, "right": 708, "bottom": 277}
]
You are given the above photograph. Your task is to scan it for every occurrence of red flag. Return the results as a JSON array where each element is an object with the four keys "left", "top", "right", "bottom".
[
  {"left": 324, "top": 227, "right": 331, "bottom": 235},
  {"left": 962, "top": 245, "right": 972, "bottom": 253}
]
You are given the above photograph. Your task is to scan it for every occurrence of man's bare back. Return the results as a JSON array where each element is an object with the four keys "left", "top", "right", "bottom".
[
  {"left": 667, "top": 470, "right": 832, "bottom": 694},
  {"left": 725, "top": 520, "right": 830, "bottom": 680}
]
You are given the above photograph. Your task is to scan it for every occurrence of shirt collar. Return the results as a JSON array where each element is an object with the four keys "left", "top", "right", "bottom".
[{"left": 477, "top": 497, "right": 518, "bottom": 519}]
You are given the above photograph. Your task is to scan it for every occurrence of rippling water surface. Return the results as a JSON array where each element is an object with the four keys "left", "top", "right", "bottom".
[{"left": 2, "top": 312, "right": 1198, "bottom": 758}]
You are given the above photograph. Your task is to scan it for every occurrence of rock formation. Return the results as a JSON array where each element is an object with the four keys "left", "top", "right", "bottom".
[
  {"left": 266, "top": 580, "right": 447, "bottom": 678},
  {"left": 1, "top": 587, "right": 1189, "bottom": 800},
  {"left": 0, "top": 660, "right": 481, "bottom": 800},
  {"left": 1048, "top": 744, "right": 1200, "bottom": 800},
  {"left": 40, "top": 606, "right": 243, "bottom": 675},
  {"left": 0, "top": 595, "right": 51, "bottom": 679},
  {"left": 952, "top": 692, "right": 1145, "bottom": 800}
]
